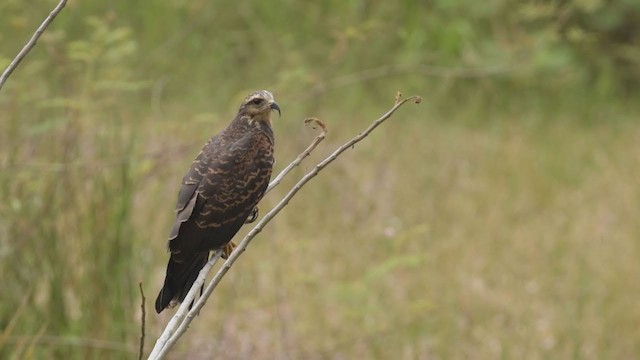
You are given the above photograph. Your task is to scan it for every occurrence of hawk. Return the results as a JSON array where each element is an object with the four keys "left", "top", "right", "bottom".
[{"left": 155, "top": 90, "right": 279, "bottom": 313}]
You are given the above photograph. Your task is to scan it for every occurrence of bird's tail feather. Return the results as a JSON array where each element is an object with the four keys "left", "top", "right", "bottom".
[{"left": 155, "top": 252, "right": 209, "bottom": 313}]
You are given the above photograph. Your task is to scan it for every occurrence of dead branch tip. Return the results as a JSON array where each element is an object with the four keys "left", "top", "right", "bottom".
[{"left": 304, "top": 117, "right": 327, "bottom": 134}]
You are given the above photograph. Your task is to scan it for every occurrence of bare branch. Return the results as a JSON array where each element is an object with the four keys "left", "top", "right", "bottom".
[
  {"left": 138, "top": 283, "right": 146, "bottom": 360},
  {"left": 148, "top": 250, "right": 223, "bottom": 359},
  {"left": 266, "top": 117, "right": 327, "bottom": 194},
  {"left": 0, "top": 0, "right": 67, "bottom": 92},
  {"left": 148, "top": 94, "right": 421, "bottom": 359}
]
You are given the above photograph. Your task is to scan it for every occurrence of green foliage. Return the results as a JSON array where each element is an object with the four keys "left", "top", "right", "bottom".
[
  {"left": 0, "top": 0, "right": 639, "bottom": 359},
  {"left": 518, "top": 0, "right": 640, "bottom": 91}
]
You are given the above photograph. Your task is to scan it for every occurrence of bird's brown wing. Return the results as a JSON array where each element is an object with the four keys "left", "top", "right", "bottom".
[
  {"left": 167, "top": 133, "right": 272, "bottom": 252},
  {"left": 167, "top": 149, "right": 207, "bottom": 245},
  {"left": 156, "top": 131, "right": 272, "bottom": 312},
  {"left": 168, "top": 180, "right": 200, "bottom": 243}
]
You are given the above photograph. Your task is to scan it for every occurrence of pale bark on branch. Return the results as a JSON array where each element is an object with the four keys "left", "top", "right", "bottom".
[
  {"left": 266, "top": 117, "right": 327, "bottom": 194},
  {"left": 0, "top": 0, "right": 67, "bottom": 92},
  {"left": 148, "top": 94, "right": 421, "bottom": 359}
]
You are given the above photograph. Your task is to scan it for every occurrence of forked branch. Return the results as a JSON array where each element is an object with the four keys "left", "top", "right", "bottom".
[
  {"left": 148, "top": 94, "right": 421, "bottom": 359},
  {"left": 266, "top": 117, "right": 327, "bottom": 194}
]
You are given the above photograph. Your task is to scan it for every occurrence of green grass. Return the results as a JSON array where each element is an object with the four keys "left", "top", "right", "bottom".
[{"left": 1, "top": 0, "right": 640, "bottom": 359}]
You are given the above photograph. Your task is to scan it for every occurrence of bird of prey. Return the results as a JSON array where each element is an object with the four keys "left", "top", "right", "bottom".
[{"left": 155, "top": 90, "right": 280, "bottom": 313}]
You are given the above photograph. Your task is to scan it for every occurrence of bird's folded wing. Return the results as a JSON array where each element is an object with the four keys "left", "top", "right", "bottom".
[{"left": 168, "top": 182, "right": 199, "bottom": 244}]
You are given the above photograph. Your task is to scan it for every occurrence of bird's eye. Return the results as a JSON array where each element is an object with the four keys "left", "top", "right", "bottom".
[{"left": 251, "top": 98, "right": 264, "bottom": 105}]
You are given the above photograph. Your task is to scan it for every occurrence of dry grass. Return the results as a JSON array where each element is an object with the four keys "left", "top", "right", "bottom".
[
  {"left": 3, "top": 92, "right": 640, "bottom": 358},
  {"left": 144, "top": 108, "right": 640, "bottom": 359}
]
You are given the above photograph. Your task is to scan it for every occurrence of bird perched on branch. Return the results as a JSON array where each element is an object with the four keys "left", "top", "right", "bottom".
[{"left": 155, "top": 90, "right": 279, "bottom": 313}]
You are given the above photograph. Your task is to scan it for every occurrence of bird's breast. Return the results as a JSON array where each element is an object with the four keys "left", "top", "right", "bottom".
[{"left": 196, "top": 132, "right": 274, "bottom": 215}]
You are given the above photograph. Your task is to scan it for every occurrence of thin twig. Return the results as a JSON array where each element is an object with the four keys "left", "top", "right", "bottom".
[
  {"left": 148, "top": 94, "right": 421, "bottom": 359},
  {"left": 0, "top": 290, "right": 31, "bottom": 349},
  {"left": 0, "top": 0, "right": 67, "bottom": 91},
  {"left": 266, "top": 117, "right": 327, "bottom": 194},
  {"left": 138, "top": 283, "right": 146, "bottom": 360}
]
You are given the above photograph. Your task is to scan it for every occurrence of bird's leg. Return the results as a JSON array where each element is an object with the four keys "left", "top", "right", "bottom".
[
  {"left": 245, "top": 206, "right": 259, "bottom": 223},
  {"left": 221, "top": 241, "right": 237, "bottom": 259}
]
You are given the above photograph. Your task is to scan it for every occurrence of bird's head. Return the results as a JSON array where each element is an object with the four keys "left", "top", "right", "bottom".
[{"left": 238, "top": 90, "right": 281, "bottom": 125}]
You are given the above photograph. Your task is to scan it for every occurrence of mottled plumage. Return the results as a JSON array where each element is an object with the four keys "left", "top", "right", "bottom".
[{"left": 155, "top": 90, "right": 279, "bottom": 313}]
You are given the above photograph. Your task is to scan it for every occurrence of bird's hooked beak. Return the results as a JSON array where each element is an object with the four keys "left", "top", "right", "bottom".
[{"left": 270, "top": 102, "right": 281, "bottom": 117}]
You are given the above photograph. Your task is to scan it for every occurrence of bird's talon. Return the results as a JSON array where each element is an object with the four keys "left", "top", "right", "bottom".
[
  {"left": 245, "top": 206, "right": 259, "bottom": 223},
  {"left": 221, "top": 241, "right": 237, "bottom": 259}
]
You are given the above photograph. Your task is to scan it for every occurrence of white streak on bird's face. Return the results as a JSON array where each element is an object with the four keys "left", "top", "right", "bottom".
[{"left": 239, "top": 90, "right": 279, "bottom": 126}]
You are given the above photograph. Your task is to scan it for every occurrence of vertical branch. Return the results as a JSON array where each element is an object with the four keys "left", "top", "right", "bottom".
[
  {"left": 0, "top": 0, "right": 67, "bottom": 91},
  {"left": 138, "top": 283, "right": 146, "bottom": 360}
]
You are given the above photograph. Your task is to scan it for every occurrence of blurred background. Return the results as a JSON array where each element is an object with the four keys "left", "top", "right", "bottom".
[{"left": 1, "top": 0, "right": 640, "bottom": 358}]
